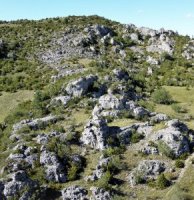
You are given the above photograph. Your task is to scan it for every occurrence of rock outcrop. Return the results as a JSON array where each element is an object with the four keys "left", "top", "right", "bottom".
[
  {"left": 150, "top": 113, "right": 168, "bottom": 123},
  {"left": 51, "top": 63, "right": 86, "bottom": 82},
  {"left": 11, "top": 115, "right": 58, "bottom": 136},
  {"left": 65, "top": 75, "right": 98, "bottom": 97},
  {"left": 61, "top": 185, "right": 88, "bottom": 200},
  {"left": 80, "top": 116, "right": 109, "bottom": 150},
  {"left": 146, "top": 34, "right": 175, "bottom": 55},
  {"left": 182, "top": 40, "right": 194, "bottom": 60},
  {"left": 128, "top": 160, "right": 166, "bottom": 186},
  {"left": 90, "top": 187, "right": 111, "bottom": 200},
  {"left": 40, "top": 148, "right": 67, "bottom": 183},
  {"left": 154, "top": 119, "right": 190, "bottom": 157},
  {"left": 85, "top": 156, "right": 112, "bottom": 181},
  {"left": 35, "top": 131, "right": 61, "bottom": 145},
  {"left": 61, "top": 185, "right": 111, "bottom": 200},
  {"left": 41, "top": 24, "right": 113, "bottom": 64},
  {"left": 50, "top": 96, "right": 71, "bottom": 106},
  {"left": 2, "top": 171, "right": 39, "bottom": 199},
  {"left": 6, "top": 144, "right": 38, "bottom": 171},
  {"left": 99, "top": 93, "right": 126, "bottom": 110},
  {"left": 140, "top": 143, "right": 159, "bottom": 155},
  {"left": 96, "top": 93, "right": 149, "bottom": 119}
]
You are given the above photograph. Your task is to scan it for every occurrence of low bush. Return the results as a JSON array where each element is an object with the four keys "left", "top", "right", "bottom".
[
  {"left": 171, "top": 104, "right": 187, "bottom": 113},
  {"left": 67, "top": 164, "right": 79, "bottom": 181},
  {"left": 175, "top": 160, "right": 185, "bottom": 168},
  {"left": 152, "top": 88, "right": 173, "bottom": 105},
  {"left": 96, "top": 170, "right": 112, "bottom": 190},
  {"left": 158, "top": 141, "right": 175, "bottom": 159},
  {"left": 157, "top": 173, "right": 170, "bottom": 189},
  {"left": 131, "top": 130, "right": 144, "bottom": 143}
]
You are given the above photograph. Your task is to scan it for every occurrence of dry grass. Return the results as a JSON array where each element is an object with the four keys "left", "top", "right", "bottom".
[
  {"left": 165, "top": 164, "right": 194, "bottom": 199},
  {"left": 0, "top": 90, "right": 34, "bottom": 123},
  {"left": 155, "top": 86, "right": 194, "bottom": 129},
  {"left": 78, "top": 58, "right": 93, "bottom": 67},
  {"left": 153, "top": 122, "right": 167, "bottom": 132},
  {"left": 108, "top": 118, "right": 138, "bottom": 127}
]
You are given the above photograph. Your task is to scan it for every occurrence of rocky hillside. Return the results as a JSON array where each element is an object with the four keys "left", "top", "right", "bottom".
[{"left": 0, "top": 15, "right": 194, "bottom": 200}]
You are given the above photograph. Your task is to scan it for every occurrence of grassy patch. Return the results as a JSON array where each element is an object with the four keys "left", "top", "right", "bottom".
[
  {"left": 70, "top": 109, "right": 91, "bottom": 125},
  {"left": 154, "top": 86, "right": 194, "bottom": 129},
  {"left": 153, "top": 122, "right": 167, "bottom": 132},
  {"left": 108, "top": 118, "right": 138, "bottom": 127},
  {"left": 0, "top": 90, "right": 34, "bottom": 122},
  {"left": 78, "top": 58, "right": 93, "bottom": 67},
  {"left": 165, "top": 164, "right": 194, "bottom": 200}
]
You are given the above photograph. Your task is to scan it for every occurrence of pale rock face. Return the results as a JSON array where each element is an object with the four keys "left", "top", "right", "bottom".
[
  {"left": 137, "top": 27, "right": 157, "bottom": 37},
  {"left": 146, "top": 56, "right": 160, "bottom": 65},
  {"left": 140, "top": 143, "right": 159, "bottom": 155},
  {"left": 150, "top": 113, "right": 168, "bottom": 123},
  {"left": 146, "top": 34, "right": 175, "bottom": 55},
  {"left": 11, "top": 115, "right": 58, "bottom": 136},
  {"left": 6, "top": 145, "right": 38, "bottom": 171},
  {"left": 119, "top": 50, "right": 126, "bottom": 57},
  {"left": 90, "top": 187, "right": 111, "bottom": 200},
  {"left": 86, "top": 25, "right": 113, "bottom": 37},
  {"left": 96, "top": 94, "right": 149, "bottom": 119},
  {"left": 85, "top": 157, "right": 112, "bottom": 181},
  {"left": 182, "top": 40, "right": 194, "bottom": 60},
  {"left": 65, "top": 75, "right": 98, "bottom": 97},
  {"left": 128, "top": 160, "right": 166, "bottom": 186},
  {"left": 61, "top": 185, "right": 111, "bottom": 200},
  {"left": 51, "top": 64, "right": 86, "bottom": 82},
  {"left": 154, "top": 119, "right": 190, "bottom": 157},
  {"left": 80, "top": 116, "right": 109, "bottom": 150},
  {"left": 50, "top": 96, "right": 71, "bottom": 106},
  {"left": 126, "top": 101, "right": 150, "bottom": 118},
  {"left": 136, "top": 122, "right": 153, "bottom": 136},
  {"left": 99, "top": 94, "right": 126, "bottom": 110},
  {"left": 40, "top": 149, "right": 67, "bottom": 183},
  {"left": 41, "top": 32, "right": 97, "bottom": 63},
  {"left": 3, "top": 171, "right": 38, "bottom": 199},
  {"left": 61, "top": 185, "right": 88, "bottom": 200},
  {"left": 130, "top": 33, "right": 139, "bottom": 42},
  {"left": 117, "top": 126, "right": 135, "bottom": 144},
  {"left": 41, "top": 24, "right": 113, "bottom": 64}
]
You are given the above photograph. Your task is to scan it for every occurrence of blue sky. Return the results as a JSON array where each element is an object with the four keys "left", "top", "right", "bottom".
[{"left": 0, "top": 0, "right": 194, "bottom": 36}]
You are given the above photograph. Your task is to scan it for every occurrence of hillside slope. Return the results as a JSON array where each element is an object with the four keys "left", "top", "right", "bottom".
[{"left": 0, "top": 16, "right": 194, "bottom": 200}]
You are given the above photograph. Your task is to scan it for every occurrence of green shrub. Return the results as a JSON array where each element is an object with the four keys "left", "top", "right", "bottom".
[
  {"left": 67, "top": 164, "right": 79, "bottom": 181},
  {"left": 158, "top": 141, "right": 175, "bottom": 159},
  {"left": 96, "top": 171, "right": 112, "bottom": 190},
  {"left": 119, "top": 110, "right": 133, "bottom": 119},
  {"left": 46, "top": 137, "right": 71, "bottom": 157},
  {"left": 106, "top": 155, "right": 123, "bottom": 173},
  {"left": 133, "top": 171, "right": 145, "bottom": 184},
  {"left": 175, "top": 160, "right": 185, "bottom": 168},
  {"left": 157, "top": 173, "right": 170, "bottom": 189},
  {"left": 131, "top": 131, "right": 144, "bottom": 143},
  {"left": 171, "top": 104, "right": 187, "bottom": 113},
  {"left": 152, "top": 88, "right": 173, "bottom": 104},
  {"left": 178, "top": 152, "right": 189, "bottom": 160},
  {"left": 138, "top": 100, "right": 155, "bottom": 112},
  {"left": 147, "top": 178, "right": 156, "bottom": 187},
  {"left": 103, "top": 146, "right": 125, "bottom": 157},
  {"left": 148, "top": 141, "right": 158, "bottom": 148}
]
